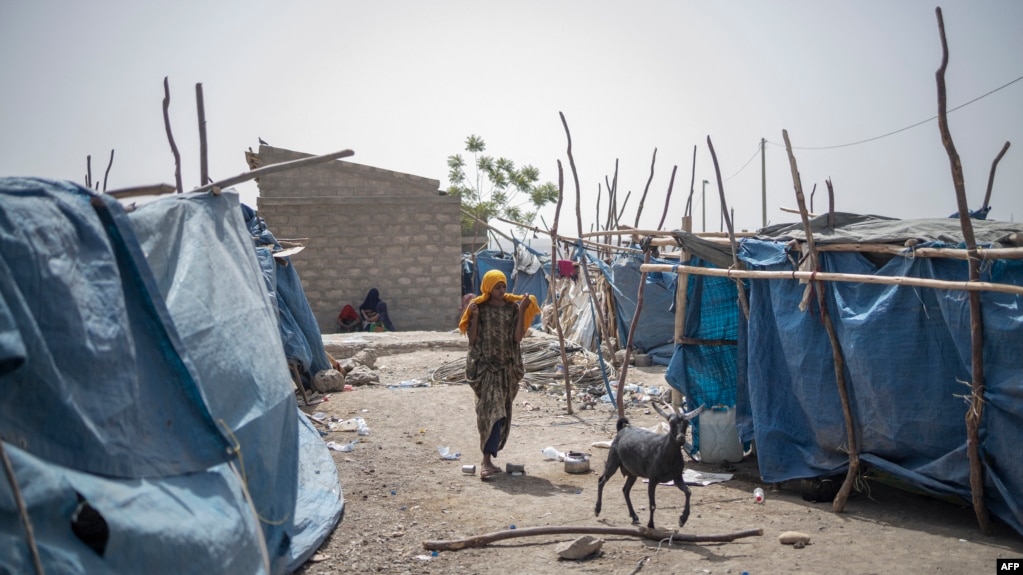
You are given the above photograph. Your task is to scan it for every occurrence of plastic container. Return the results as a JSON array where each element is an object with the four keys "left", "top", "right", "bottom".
[
  {"left": 697, "top": 405, "right": 744, "bottom": 463},
  {"left": 754, "top": 487, "right": 765, "bottom": 503}
]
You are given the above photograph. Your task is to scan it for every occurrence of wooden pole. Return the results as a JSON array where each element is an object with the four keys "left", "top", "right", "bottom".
[
  {"left": 616, "top": 247, "right": 652, "bottom": 418},
  {"left": 638, "top": 262, "right": 1023, "bottom": 297},
  {"left": 657, "top": 164, "right": 679, "bottom": 231},
  {"left": 162, "top": 77, "right": 183, "bottom": 194},
  {"left": 423, "top": 525, "right": 763, "bottom": 552},
  {"left": 706, "top": 136, "right": 750, "bottom": 319},
  {"left": 674, "top": 216, "right": 692, "bottom": 412},
  {"left": 102, "top": 149, "right": 115, "bottom": 192},
  {"left": 560, "top": 111, "right": 614, "bottom": 358},
  {"left": 633, "top": 148, "right": 657, "bottom": 228},
  {"left": 935, "top": 6, "right": 990, "bottom": 535},
  {"left": 192, "top": 149, "right": 354, "bottom": 194},
  {"left": 981, "top": 141, "right": 1010, "bottom": 212},
  {"left": 783, "top": 129, "right": 860, "bottom": 513},
  {"left": 551, "top": 159, "right": 573, "bottom": 414},
  {"left": 196, "top": 83, "right": 209, "bottom": 185}
]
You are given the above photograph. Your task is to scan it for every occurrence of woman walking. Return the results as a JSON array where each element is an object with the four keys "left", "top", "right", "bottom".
[{"left": 458, "top": 270, "right": 540, "bottom": 480}]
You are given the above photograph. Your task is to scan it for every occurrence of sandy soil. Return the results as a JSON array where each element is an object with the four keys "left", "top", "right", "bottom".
[{"left": 294, "top": 331, "right": 1022, "bottom": 575}]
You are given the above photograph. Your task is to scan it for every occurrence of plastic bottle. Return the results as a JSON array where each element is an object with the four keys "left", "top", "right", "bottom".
[
  {"left": 541, "top": 446, "right": 563, "bottom": 461},
  {"left": 754, "top": 487, "right": 765, "bottom": 503}
]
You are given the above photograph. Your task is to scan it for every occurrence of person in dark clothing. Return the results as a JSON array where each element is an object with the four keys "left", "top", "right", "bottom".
[{"left": 359, "top": 288, "right": 395, "bottom": 331}]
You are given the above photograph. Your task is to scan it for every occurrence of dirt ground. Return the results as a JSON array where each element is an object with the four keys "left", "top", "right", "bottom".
[{"left": 295, "top": 331, "right": 1022, "bottom": 575}]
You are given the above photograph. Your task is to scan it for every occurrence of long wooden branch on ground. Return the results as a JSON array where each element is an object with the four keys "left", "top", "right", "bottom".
[{"left": 423, "top": 525, "right": 763, "bottom": 551}]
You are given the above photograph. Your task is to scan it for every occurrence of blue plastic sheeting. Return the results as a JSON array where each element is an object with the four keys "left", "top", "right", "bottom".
[
  {"left": 739, "top": 237, "right": 1023, "bottom": 536},
  {"left": 607, "top": 253, "right": 677, "bottom": 365},
  {"left": 664, "top": 257, "right": 742, "bottom": 453},
  {"left": 0, "top": 179, "right": 343, "bottom": 574},
  {"left": 0, "top": 180, "right": 230, "bottom": 478},
  {"left": 469, "top": 249, "right": 549, "bottom": 323},
  {"left": 242, "top": 205, "right": 332, "bottom": 379}
]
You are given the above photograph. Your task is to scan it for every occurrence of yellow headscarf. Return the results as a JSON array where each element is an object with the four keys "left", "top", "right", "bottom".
[{"left": 458, "top": 269, "right": 541, "bottom": 335}]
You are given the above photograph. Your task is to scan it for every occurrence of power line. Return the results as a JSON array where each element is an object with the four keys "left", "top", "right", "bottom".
[
  {"left": 766, "top": 73, "right": 1023, "bottom": 151},
  {"left": 723, "top": 144, "right": 762, "bottom": 182}
]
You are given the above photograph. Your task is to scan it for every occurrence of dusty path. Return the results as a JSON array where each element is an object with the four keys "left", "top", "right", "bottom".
[{"left": 295, "top": 331, "right": 1022, "bottom": 575}]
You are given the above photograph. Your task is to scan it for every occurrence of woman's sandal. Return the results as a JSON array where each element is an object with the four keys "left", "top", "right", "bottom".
[{"left": 480, "top": 465, "right": 503, "bottom": 480}]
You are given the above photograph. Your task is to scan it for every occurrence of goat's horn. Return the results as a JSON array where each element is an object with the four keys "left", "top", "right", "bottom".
[
  {"left": 650, "top": 401, "right": 671, "bottom": 420},
  {"left": 682, "top": 405, "right": 705, "bottom": 421}
]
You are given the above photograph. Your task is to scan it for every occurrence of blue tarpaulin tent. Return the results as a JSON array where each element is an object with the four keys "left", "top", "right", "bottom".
[
  {"left": 665, "top": 214, "right": 1023, "bottom": 536},
  {"left": 0, "top": 178, "right": 343, "bottom": 574}
]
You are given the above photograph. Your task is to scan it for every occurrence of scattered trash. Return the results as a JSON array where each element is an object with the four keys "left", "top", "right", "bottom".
[
  {"left": 754, "top": 487, "right": 765, "bottom": 503},
  {"left": 310, "top": 412, "right": 328, "bottom": 422},
  {"left": 415, "top": 554, "right": 433, "bottom": 561},
  {"left": 778, "top": 531, "right": 812, "bottom": 546},
  {"left": 642, "top": 469, "right": 733, "bottom": 486},
  {"left": 326, "top": 440, "right": 358, "bottom": 452},
  {"left": 541, "top": 446, "right": 565, "bottom": 461},
  {"left": 461, "top": 465, "right": 476, "bottom": 475},
  {"left": 437, "top": 446, "right": 461, "bottom": 460},
  {"left": 387, "top": 379, "right": 430, "bottom": 389},
  {"left": 308, "top": 553, "right": 330, "bottom": 563},
  {"left": 329, "top": 419, "right": 359, "bottom": 432},
  {"left": 505, "top": 463, "right": 525, "bottom": 474},
  {"left": 356, "top": 417, "right": 370, "bottom": 436}
]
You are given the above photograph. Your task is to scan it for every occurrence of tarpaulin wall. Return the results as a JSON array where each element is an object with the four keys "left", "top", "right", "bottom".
[
  {"left": 738, "top": 238, "right": 1023, "bottom": 536},
  {"left": 664, "top": 257, "right": 743, "bottom": 453},
  {"left": 0, "top": 178, "right": 343, "bottom": 574},
  {"left": 608, "top": 253, "right": 677, "bottom": 365}
]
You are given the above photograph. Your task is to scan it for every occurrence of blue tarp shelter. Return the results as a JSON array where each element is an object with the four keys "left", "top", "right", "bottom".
[
  {"left": 465, "top": 245, "right": 550, "bottom": 325},
  {"left": 607, "top": 252, "right": 679, "bottom": 366},
  {"left": 665, "top": 213, "right": 1023, "bottom": 536},
  {"left": 0, "top": 178, "right": 343, "bottom": 574}
]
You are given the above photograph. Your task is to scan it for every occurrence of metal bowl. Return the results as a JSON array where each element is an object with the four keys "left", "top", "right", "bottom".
[{"left": 564, "top": 452, "right": 590, "bottom": 474}]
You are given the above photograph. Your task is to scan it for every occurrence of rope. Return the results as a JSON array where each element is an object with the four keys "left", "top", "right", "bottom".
[{"left": 0, "top": 440, "right": 44, "bottom": 575}]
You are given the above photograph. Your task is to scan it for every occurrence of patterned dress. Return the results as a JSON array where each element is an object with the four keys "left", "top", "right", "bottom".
[{"left": 466, "top": 303, "right": 525, "bottom": 455}]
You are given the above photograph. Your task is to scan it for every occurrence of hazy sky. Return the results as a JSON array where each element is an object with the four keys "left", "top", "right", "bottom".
[{"left": 2, "top": 1, "right": 1021, "bottom": 236}]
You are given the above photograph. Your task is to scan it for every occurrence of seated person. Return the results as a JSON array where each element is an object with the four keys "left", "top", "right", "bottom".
[
  {"left": 359, "top": 288, "right": 395, "bottom": 332},
  {"left": 336, "top": 304, "right": 360, "bottom": 333}
]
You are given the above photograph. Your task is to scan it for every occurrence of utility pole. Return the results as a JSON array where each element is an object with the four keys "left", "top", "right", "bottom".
[
  {"left": 701, "top": 179, "right": 709, "bottom": 232},
  {"left": 761, "top": 137, "right": 767, "bottom": 228}
]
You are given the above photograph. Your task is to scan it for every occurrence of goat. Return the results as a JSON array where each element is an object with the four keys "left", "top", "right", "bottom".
[{"left": 594, "top": 402, "right": 703, "bottom": 529}]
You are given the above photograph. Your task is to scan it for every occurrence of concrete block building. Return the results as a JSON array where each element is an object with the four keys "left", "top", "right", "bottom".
[{"left": 248, "top": 145, "right": 463, "bottom": 333}]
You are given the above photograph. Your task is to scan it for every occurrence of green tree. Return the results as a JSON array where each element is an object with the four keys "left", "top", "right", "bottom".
[{"left": 447, "top": 134, "right": 558, "bottom": 239}]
